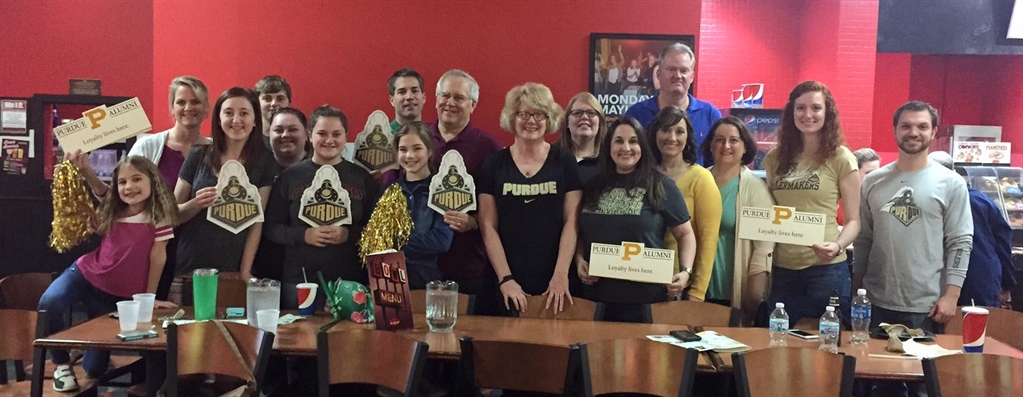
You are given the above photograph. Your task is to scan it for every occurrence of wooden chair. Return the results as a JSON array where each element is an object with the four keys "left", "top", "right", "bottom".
[
  {"left": 579, "top": 338, "right": 698, "bottom": 397},
  {"left": 0, "top": 309, "right": 98, "bottom": 396},
  {"left": 922, "top": 353, "right": 1023, "bottom": 397},
  {"left": 514, "top": 295, "right": 605, "bottom": 321},
  {"left": 0, "top": 272, "right": 54, "bottom": 310},
  {"left": 642, "top": 300, "right": 743, "bottom": 327},
  {"left": 317, "top": 329, "right": 428, "bottom": 397},
  {"left": 180, "top": 273, "right": 248, "bottom": 308},
  {"left": 732, "top": 347, "right": 855, "bottom": 397},
  {"left": 408, "top": 289, "right": 477, "bottom": 315},
  {"left": 945, "top": 306, "right": 1023, "bottom": 351},
  {"left": 165, "top": 320, "right": 274, "bottom": 397},
  {"left": 457, "top": 337, "right": 579, "bottom": 396}
]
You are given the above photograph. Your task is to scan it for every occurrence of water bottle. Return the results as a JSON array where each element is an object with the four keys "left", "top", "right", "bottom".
[
  {"left": 828, "top": 289, "right": 843, "bottom": 347},
  {"left": 851, "top": 288, "right": 871, "bottom": 345},
  {"left": 819, "top": 306, "right": 840, "bottom": 353},
  {"left": 769, "top": 302, "right": 789, "bottom": 347}
]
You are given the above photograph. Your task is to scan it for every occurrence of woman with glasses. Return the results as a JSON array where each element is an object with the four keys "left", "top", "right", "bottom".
[
  {"left": 647, "top": 107, "right": 722, "bottom": 302},
  {"left": 556, "top": 92, "right": 608, "bottom": 184},
  {"left": 478, "top": 83, "right": 582, "bottom": 316}
]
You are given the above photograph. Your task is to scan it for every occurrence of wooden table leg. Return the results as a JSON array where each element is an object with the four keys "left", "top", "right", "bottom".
[
  {"left": 143, "top": 351, "right": 165, "bottom": 397},
  {"left": 31, "top": 347, "right": 45, "bottom": 397}
]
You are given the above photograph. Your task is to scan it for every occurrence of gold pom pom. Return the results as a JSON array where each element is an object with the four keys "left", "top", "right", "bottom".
[
  {"left": 358, "top": 184, "right": 413, "bottom": 263},
  {"left": 49, "top": 161, "right": 94, "bottom": 253}
]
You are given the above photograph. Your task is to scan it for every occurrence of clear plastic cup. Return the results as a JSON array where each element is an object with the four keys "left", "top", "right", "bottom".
[
  {"left": 256, "top": 309, "right": 280, "bottom": 334},
  {"left": 133, "top": 293, "right": 156, "bottom": 323},
  {"left": 116, "top": 301, "right": 141, "bottom": 332}
]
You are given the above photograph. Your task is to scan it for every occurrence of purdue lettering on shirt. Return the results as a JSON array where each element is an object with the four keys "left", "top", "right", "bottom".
[{"left": 502, "top": 181, "right": 558, "bottom": 196}]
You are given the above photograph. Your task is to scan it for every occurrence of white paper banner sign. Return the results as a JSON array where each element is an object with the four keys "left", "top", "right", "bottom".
[
  {"left": 207, "top": 160, "right": 264, "bottom": 234},
  {"left": 353, "top": 110, "right": 397, "bottom": 172},
  {"left": 737, "top": 205, "right": 825, "bottom": 245},
  {"left": 588, "top": 242, "right": 675, "bottom": 284},
  {"left": 298, "top": 165, "right": 352, "bottom": 227},
  {"left": 53, "top": 97, "right": 152, "bottom": 154},
  {"left": 428, "top": 150, "right": 477, "bottom": 214}
]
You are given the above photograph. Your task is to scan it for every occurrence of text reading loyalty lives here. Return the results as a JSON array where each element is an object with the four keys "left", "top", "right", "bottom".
[
  {"left": 742, "top": 207, "right": 824, "bottom": 239},
  {"left": 54, "top": 100, "right": 141, "bottom": 144}
]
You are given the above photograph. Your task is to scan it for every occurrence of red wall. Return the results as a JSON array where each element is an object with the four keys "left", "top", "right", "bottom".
[
  {"left": 872, "top": 53, "right": 1023, "bottom": 164},
  {"left": 0, "top": 0, "right": 154, "bottom": 114},
  {"left": 151, "top": 0, "right": 703, "bottom": 146},
  {"left": 699, "top": 0, "right": 878, "bottom": 150}
]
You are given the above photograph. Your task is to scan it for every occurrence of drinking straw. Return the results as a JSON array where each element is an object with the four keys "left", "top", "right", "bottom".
[
  {"left": 971, "top": 299, "right": 975, "bottom": 307},
  {"left": 302, "top": 267, "right": 309, "bottom": 284}
]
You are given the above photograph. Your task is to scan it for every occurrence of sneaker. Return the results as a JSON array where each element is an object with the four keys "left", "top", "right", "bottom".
[{"left": 53, "top": 364, "right": 80, "bottom": 392}]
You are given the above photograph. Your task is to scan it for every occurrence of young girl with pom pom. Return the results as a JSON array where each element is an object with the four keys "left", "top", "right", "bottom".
[
  {"left": 386, "top": 122, "right": 453, "bottom": 289},
  {"left": 38, "top": 152, "right": 178, "bottom": 392}
]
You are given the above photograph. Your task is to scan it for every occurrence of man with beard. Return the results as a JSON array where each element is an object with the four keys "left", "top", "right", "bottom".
[
  {"left": 854, "top": 102, "right": 973, "bottom": 397},
  {"left": 854, "top": 100, "right": 973, "bottom": 334},
  {"left": 387, "top": 68, "right": 427, "bottom": 132},
  {"left": 625, "top": 43, "right": 721, "bottom": 165}
]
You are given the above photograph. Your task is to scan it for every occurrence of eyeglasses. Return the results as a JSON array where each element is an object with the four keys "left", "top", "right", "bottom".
[
  {"left": 569, "top": 109, "right": 600, "bottom": 118},
  {"left": 515, "top": 112, "right": 548, "bottom": 122},
  {"left": 437, "top": 92, "right": 471, "bottom": 105}
]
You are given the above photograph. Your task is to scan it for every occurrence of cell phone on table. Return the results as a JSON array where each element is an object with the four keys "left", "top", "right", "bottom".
[
  {"left": 789, "top": 329, "right": 819, "bottom": 340},
  {"left": 108, "top": 312, "right": 119, "bottom": 319},
  {"left": 117, "top": 330, "right": 158, "bottom": 341},
  {"left": 670, "top": 330, "right": 701, "bottom": 342}
]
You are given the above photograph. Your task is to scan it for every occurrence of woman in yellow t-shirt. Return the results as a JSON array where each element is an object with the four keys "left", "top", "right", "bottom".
[
  {"left": 648, "top": 106, "right": 722, "bottom": 302},
  {"left": 761, "top": 81, "right": 861, "bottom": 326}
]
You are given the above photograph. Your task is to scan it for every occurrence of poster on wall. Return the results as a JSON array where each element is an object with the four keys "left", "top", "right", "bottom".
[
  {"left": 589, "top": 33, "right": 696, "bottom": 119},
  {"left": 2, "top": 138, "right": 30, "bottom": 175},
  {"left": 1, "top": 99, "right": 28, "bottom": 136}
]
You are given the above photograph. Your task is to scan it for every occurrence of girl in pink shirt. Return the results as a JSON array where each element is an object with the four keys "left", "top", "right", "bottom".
[{"left": 38, "top": 153, "right": 178, "bottom": 392}]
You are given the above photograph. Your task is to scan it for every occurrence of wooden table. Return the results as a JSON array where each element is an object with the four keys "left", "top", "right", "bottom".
[{"left": 33, "top": 309, "right": 1023, "bottom": 396}]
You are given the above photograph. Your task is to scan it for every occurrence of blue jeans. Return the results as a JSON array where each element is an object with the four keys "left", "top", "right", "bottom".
[
  {"left": 766, "top": 261, "right": 852, "bottom": 328},
  {"left": 37, "top": 263, "right": 121, "bottom": 377}
]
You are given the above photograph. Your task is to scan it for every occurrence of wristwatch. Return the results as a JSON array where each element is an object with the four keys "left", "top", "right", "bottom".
[
  {"left": 681, "top": 268, "right": 693, "bottom": 276},
  {"left": 498, "top": 275, "right": 515, "bottom": 286}
]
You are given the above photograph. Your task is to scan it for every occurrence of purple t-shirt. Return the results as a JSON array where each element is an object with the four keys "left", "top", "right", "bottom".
[
  {"left": 427, "top": 122, "right": 503, "bottom": 280},
  {"left": 158, "top": 145, "right": 185, "bottom": 191},
  {"left": 77, "top": 212, "right": 174, "bottom": 298}
]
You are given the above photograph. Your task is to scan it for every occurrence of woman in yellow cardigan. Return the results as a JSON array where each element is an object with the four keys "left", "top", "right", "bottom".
[
  {"left": 648, "top": 107, "right": 721, "bottom": 301},
  {"left": 703, "top": 116, "right": 774, "bottom": 322}
]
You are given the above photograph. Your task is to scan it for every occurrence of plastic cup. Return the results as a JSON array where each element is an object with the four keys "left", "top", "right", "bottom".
[
  {"left": 193, "top": 269, "right": 219, "bottom": 321},
  {"left": 256, "top": 309, "right": 280, "bottom": 334},
  {"left": 297, "top": 283, "right": 318, "bottom": 316},
  {"left": 132, "top": 293, "right": 156, "bottom": 323},
  {"left": 961, "top": 307, "right": 989, "bottom": 353},
  {"left": 116, "top": 301, "right": 140, "bottom": 332}
]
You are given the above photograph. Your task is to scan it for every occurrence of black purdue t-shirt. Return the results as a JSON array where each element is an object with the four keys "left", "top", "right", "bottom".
[{"left": 478, "top": 145, "right": 582, "bottom": 294}]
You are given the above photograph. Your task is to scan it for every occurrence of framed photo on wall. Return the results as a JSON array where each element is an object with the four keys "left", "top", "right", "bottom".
[{"left": 589, "top": 33, "right": 696, "bottom": 119}]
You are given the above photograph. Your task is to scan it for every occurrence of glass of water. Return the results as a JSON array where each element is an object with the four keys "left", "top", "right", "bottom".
[
  {"left": 246, "top": 278, "right": 281, "bottom": 327},
  {"left": 426, "top": 280, "right": 459, "bottom": 332}
]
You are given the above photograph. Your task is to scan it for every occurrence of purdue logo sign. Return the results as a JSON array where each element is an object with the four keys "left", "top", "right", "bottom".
[
  {"left": 298, "top": 165, "right": 352, "bottom": 227},
  {"left": 354, "top": 110, "right": 397, "bottom": 172},
  {"left": 207, "top": 160, "right": 264, "bottom": 234},
  {"left": 428, "top": 150, "right": 476, "bottom": 214}
]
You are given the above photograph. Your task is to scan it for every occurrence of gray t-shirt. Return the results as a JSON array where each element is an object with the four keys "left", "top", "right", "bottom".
[
  {"left": 853, "top": 161, "right": 973, "bottom": 313},
  {"left": 174, "top": 147, "right": 278, "bottom": 276}
]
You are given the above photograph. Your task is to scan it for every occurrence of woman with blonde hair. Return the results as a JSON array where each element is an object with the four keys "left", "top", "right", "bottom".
[
  {"left": 556, "top": 92, "right": 608, "bottom": 183},
  {"left": 479, "top": 83, "right": 581, "bottom": 315},
  {"left": 761, "top": 81, "right": 860, "bottom": 325}
]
